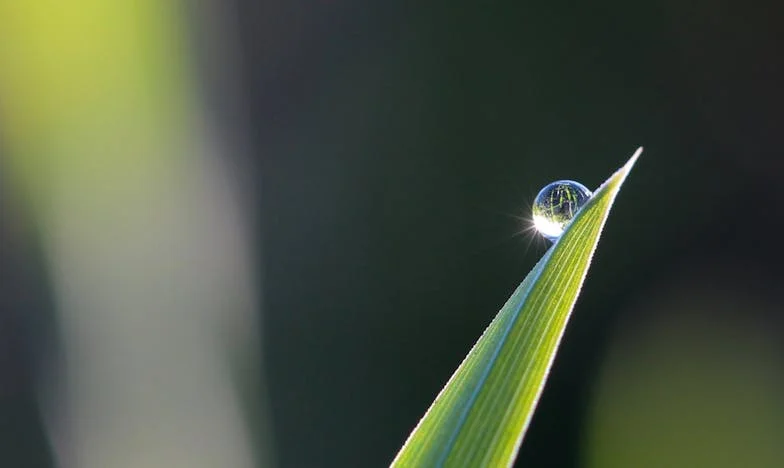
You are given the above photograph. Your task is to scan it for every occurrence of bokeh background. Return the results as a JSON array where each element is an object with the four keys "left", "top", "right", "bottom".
[{"left": 2, "top": 1, "right": 783, "bottom": 467}]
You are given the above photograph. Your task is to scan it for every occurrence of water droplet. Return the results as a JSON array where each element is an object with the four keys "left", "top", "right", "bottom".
[{"left": 532, "top": 180, "right": 592, "bottom": 241}]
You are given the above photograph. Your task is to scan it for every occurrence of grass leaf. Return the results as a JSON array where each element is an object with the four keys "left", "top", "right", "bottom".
[{"left": 392, "top": 148, "right": 642, "bottom": 467}]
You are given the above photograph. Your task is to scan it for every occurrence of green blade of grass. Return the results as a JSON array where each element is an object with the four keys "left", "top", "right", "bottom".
[{"left": 392, "top": 148, "right": 642, "bottom": 467}]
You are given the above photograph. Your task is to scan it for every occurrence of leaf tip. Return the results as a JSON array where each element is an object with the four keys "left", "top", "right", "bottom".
[
  {"left": 626, "top": 146, "right": 643, "bottom": 170},
  {"left": 594, "top": 146, "right": 643, "bottom": 197},
  {"left": 608, "top": 146, "right": 643, "bottom": 190}
]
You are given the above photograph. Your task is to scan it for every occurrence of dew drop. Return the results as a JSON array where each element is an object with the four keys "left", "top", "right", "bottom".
[{"left": 532, "top": 180, "right": 592, "bottom": 241}]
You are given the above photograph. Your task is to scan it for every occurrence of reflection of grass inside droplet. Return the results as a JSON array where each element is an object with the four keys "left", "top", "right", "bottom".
[
  {"left": 532, "top": 181, "right": 592, "bottom": 241},
  {"left": 583, "top": 286, "right": 784, "bottom": 468}
]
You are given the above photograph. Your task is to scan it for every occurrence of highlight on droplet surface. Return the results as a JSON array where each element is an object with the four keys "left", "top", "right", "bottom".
[{"left": 532, "top": 180, "right": 592, "bottom": 241}]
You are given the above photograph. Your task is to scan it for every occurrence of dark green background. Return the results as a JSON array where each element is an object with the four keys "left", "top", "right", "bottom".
[
  {"left": 3, "top": 1, "right": 784, "bottom": 466},
  {"left": 241, "top": 1, "right": 784, "bottom": 466}
]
